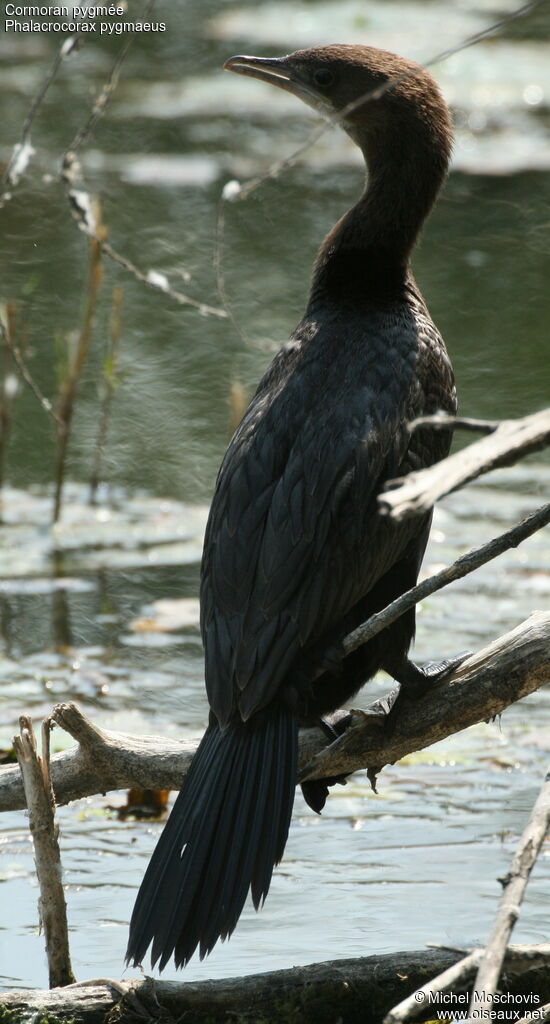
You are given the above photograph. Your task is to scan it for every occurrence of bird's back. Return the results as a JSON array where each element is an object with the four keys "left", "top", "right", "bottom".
[{"left": 200, "top": 275, "right": 456, "bottom": 727}]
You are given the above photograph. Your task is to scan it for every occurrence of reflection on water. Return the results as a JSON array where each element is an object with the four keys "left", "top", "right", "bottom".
[{"left": 0, "top": 0, "right": 549, "bottom": 993}]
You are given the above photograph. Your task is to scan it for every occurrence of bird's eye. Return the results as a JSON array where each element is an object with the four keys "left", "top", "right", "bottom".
[{"left": 312, "top": 69, "right": 335, "bottom": 88}]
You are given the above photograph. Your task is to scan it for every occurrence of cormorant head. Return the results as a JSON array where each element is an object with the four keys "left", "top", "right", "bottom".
[{"left": 224, "top": 44, "right": 452, "bottom": 167}]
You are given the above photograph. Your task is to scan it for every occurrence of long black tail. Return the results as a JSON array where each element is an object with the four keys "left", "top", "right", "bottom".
[{"left": 126, "top": 707, "right": 298, "bottom": 970}]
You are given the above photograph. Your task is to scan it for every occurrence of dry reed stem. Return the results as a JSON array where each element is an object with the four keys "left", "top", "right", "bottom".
[{"left": 53, "top": 231, "right": 104, "bottom": 523}]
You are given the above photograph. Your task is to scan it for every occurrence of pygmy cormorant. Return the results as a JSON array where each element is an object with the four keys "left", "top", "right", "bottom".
[{"left": 127, "top": 43, "right": 457, "bottom": 971}]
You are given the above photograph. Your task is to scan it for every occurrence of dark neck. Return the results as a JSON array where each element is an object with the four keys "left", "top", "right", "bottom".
[{"left": 308, "top": 122, "right": 449, "bottom": 308}]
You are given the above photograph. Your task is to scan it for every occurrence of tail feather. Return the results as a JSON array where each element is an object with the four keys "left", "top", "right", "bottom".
[
  {"left": 127, "top": 727, "right": 234, "bottom": 969},
  {"left": 176, "top": 727, "right": 255, "bottom": 962},
  {"left": 126, "top": 707, "right": 298, "bottom": 970},
  {"left": 196, "top": 728, "right": 263, "bottom": 956},
  {"left": 251, "top": 708, "right": 296, "bottom": 908},
  {"left": 152, "top": 730, "right": 242, "bottom": 968}
]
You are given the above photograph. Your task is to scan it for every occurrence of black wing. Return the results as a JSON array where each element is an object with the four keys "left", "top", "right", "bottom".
[{"left": 201, "top": 299, "right": 455, "bottom": 726}]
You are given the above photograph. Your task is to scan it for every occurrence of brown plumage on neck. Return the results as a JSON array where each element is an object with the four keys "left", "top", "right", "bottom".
[{"left": 225, "top": 44, "right": 453, "bottom": 301}]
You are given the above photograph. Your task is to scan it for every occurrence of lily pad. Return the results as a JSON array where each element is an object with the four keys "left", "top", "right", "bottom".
[{"left": 0, "top": 483, "right": 208, "bottom": 577}]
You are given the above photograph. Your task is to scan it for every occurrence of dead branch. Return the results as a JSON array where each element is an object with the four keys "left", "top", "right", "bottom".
[
  {"left": 13, "top": 716, "right": 75, "bottom": 988},
  {"left": 342, "top": 501, "right": 550, "bottom": 660},
  {"left": 0, "top": 307, "right": 60, "bottom": 425},
  {"left": 1, "top": 612, "right": 548, "bottom": 812},
  {"left": 382, "top": 763, "right": 550, "bottom": 1024},
  {"left": 58, "top": 4, "right": 226, "bottom": 320},
  {"left": 62, "top": 154, "right": 227, "bottom": 319},
  {"left": 0, "top": 703, "right": 196, "bottom": 812},
  {"left": 0, "top": 36, "right": 79, "bottom": 206},
  {"left": 221, "top": 1, "right": 548, "bottom": 207},
  {"left": 1, "top": 945, "right": 549, "bottom": 1024},
  {"left": 408, "top": 413, "right": 500, "bottom": 434},
  {"left": 301, "top": 610, "right": 549, "bottom": 783},
  {"left": 382, "top": 945, "right": 550, "bottom": 1024},
  {"left": 467, "top": 763, "right": 550, "bottom": 1021},
  {"left": 379, "top": 408, "right": 550, "bottom": 520},
  {"left": 383, "top": 950, "right": 481, "bottom": 1024}
]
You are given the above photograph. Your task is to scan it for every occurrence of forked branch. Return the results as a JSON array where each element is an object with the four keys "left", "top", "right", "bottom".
[
  {"left": 379, "top": 407, "right": 550, "bottom": 520},
  {"left": 0, "top": 611, "right": 548, "bottom": 812}
]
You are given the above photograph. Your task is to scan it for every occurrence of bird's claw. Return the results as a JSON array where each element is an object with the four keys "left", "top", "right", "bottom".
[
  {"left": 419, "top": 649, "right": 473, "bottom": 683},
  {"left": 390, "top": 650, "right": 473, "bottom": 702}
]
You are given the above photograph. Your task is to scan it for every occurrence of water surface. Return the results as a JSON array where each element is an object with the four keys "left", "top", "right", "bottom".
[{"left": 0, "top": 0, "right": 549, "bottom": 991}]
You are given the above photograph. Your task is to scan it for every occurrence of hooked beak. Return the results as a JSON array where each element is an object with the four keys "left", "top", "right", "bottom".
[{"left": 223, "top": 54, "right": 334, "bottom": 115}]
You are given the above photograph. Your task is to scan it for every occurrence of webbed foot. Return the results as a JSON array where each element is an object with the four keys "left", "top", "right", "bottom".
[{"left": 389, "top": 650, "right": 472, "bottom": 701}]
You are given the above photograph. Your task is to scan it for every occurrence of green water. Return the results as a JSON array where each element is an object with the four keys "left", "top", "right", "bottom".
[{"left": 0, "top": 0, "right": 549, "bottom": 992}]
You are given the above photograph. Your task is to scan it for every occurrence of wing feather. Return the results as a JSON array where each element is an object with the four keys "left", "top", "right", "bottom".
[{"left": 201, "top": 298, "right": 456, "bottom": 726}]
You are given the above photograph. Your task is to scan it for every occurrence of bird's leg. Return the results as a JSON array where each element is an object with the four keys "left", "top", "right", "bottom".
[
  {"left": 384, "top": 650, "right": 471, "bottom": 700},
  {"left": 301, "top": 710, "right": 354, "bottom": 814},
  {"left": 319, "top": 708, "right": 354, "bottom": 740}
]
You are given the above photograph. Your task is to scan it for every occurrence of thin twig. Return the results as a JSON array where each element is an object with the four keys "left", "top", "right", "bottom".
[
  {"left": 408, "top": 413, "right": 500, "bottom": 434},
  {"left": 0, "top": 305, "right": 60, "bottom": 425},
  {"left": 62, "top": 156, "right": 227, "bottom": 319},
  {"left": 64, "top": 31, "right": 137, "bottom": 159},
  {"left": 0, "top": 36, "right": 80, "bottom": 206},
  {"left": 217, "top": 0, "right": 547, "bottom": 206},
  {"left": 58, "top": 1, "right": 226, "bottom": 320},
  {"left": 342, "top": 502, "right": 550, "bottom": 660},
  {"left": 98, "top": 233, "right": 226, "bottom": 319},
  {"left": 214, "top": 0, "right": 547, "bottom": 330},
  {"left": 467, "top": 765, "right": 550, "bottom": 1021}
]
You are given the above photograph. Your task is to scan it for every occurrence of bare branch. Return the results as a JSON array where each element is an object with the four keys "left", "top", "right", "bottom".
[
  {"left": 89, "top": 284, "right": 123, "bottom": 504},
  {"left": 379, "top": 408, "right": 550, "bottom": 520},
  {"left": 216, "top": 0, "right": 547, "bottom": 205},
  {"left": 58, "top": 8, "right": 227, "bottom": 321},
  {"left": 1, "top": 946, "right": 549, "bottom": 1024},
  {"left": 61, "top": 155, "right": 227, "bottom": 319},
  {"left": 383, "top": 951, "right": 481, "bottom": 1024},
  {"left": 53, "top": 232, "right": 104, "bottom": 523},
  {"left": 382, "top": 945, "right": 550, "bottom": 1024},
  {"left": 382, "top": 765, "right": 550, "bottom": 1024},
  {"left": 63, "top": 23, "right": 138, "bottom": 159},
  {"left": 13, "top": 716, "right": 75, "bottom": 988},
  {"left": 0, "top": 304, "right": 61, "bottom": 425},
  {"left": 342, "top": 502, "right": 550, "bottom": 660},
  {"left": 0, "top": 36, "right": 79, "bottom": 206},
  {"left": 408, "top": 413, "right": 500, "bottom": 434},
  {"left": 1, "top": 613, "right": 548, "bottom": 812},
  {"left": 301, "top": 611, "right": 549, "bottom": 783},
  {"left": 467, "top": 764, "right": 550, "bottom": 1021}
]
